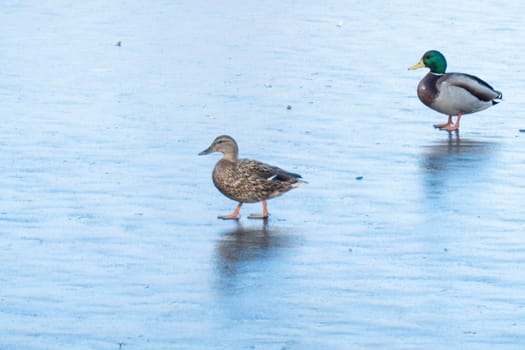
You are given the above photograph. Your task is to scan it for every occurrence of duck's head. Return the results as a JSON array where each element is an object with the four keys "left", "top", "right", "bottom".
[
  {"left": 199, "top": 135, "right": 239, "bottom": 161},
  {"left": 409, "top": 50, "right": 447, "bottom": 74}
]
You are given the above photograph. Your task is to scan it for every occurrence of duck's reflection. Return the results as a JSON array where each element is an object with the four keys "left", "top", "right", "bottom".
[
  {"left": 214, "top": 220, "right": 294, "bottom": 288},
  {"left": 421, "top": 132, "right": 498, "bottom": 198}
]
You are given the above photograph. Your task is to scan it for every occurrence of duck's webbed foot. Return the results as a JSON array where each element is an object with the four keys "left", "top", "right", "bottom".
[
  {"left": 218, "top": 203, "right": 242, "bottom": 220},
  {"left": 247, "top": 200, "right": 269, "bottom": 219},
  {"left": 248, "top": 214, "right": 269, "bottom": 219},
  {"left": 434, "top": 115, "right": 453, "bottom": 129},
  {"left": 439, "top": 114, "right": 462, "bottom": 132},
  {"left": 434, "top": 114, "right": 461, "bottom": 131},
  {"left": 442, "top": 124, "right": 460, "bottom": 132}
]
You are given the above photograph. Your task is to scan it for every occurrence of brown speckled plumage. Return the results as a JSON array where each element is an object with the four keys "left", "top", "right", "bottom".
[
  {"left": 199, "top": 135, "right": 305, "bottom": 219},
  {"left": 212, "top": 158, "right": 303, "bottom": 203}
]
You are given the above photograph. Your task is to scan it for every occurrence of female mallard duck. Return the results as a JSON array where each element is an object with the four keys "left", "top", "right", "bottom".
[
  {"left": 409, "top": 50, "right": 502, "bottom": 131},
  {"left": 198, "top": 135, "right": 306, "bottom": 220}
]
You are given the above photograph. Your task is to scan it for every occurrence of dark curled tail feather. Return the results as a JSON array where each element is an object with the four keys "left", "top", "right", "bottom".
[{"left": 492, "top": 90, "right": 503, "bottom": 105}]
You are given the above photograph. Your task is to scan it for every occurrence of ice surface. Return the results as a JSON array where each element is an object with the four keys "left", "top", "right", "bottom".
[{"left": 1, "top": 1, "right": 524, "bottom": 349}]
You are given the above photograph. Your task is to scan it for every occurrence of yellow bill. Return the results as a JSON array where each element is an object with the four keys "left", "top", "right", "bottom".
[{"left": 409, "top": 60, "right": 425, "bottom": 70}]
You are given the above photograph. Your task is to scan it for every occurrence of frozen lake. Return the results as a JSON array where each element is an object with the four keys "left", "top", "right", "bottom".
[{"left": 1, "top": 1, "right": 525, "bottom": 349}]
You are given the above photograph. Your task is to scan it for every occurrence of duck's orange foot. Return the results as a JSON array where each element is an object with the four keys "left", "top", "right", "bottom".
[
  {"left": 434, "top": 115, "right": 453, "bottom": 129},
  {"left": 435, "top": 114, "right": 461, "bottom": 132},
  {"left": 247, "top": 200, "right": 269, "bottom": 219},
  {"left": 434, "top": 122, "right": 451, "bottom": 129},
  {"left": 218, "top": 213, "right": 241, "bottom": 220},
  {"left": 218, "top": 203, "right": 242, "bottom": 220},
  {"left": 248, "top": 213, "right": 269, "bottom": 219},
  {"left": 442, "top": 124, "right": 459, "bottom": 132}
]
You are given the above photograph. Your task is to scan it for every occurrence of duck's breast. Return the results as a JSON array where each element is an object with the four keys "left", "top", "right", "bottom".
[
  {"left": 212, "top": 159, "right": 263, "bottom": 203},
  {"left": 212, "top": 159, "right": 243, "bottom": 202},
  {"left": 417, "top": 72, "right": 441, "bottom": 108}
]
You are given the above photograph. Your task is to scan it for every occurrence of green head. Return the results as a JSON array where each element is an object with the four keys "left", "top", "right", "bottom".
[{"left": 409, "top": 50, "right": 447, "bottom": 74}]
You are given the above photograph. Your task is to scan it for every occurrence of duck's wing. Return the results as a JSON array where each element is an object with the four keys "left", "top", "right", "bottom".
[
  {"left": 239, "top": 159, "right": 303, "bottom": 182},
  {"left": 444, "top": 73, "right": 502, "bottom": 101}
]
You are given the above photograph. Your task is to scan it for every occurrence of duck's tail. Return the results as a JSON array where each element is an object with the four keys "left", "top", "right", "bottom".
[
  {"left": 493, "top": 90, "right": 503, "bottom": 105},
  {"left": 292, "top": 179, "right": 308, "bottom": 187}
]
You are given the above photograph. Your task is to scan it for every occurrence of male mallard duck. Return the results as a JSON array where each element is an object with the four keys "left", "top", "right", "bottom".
[
  {"left": 409, "top": 50, "right": 502, "bottom": 131},
  {"left": 198, "top": 135, "right": 306, "bottom": 220}
]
